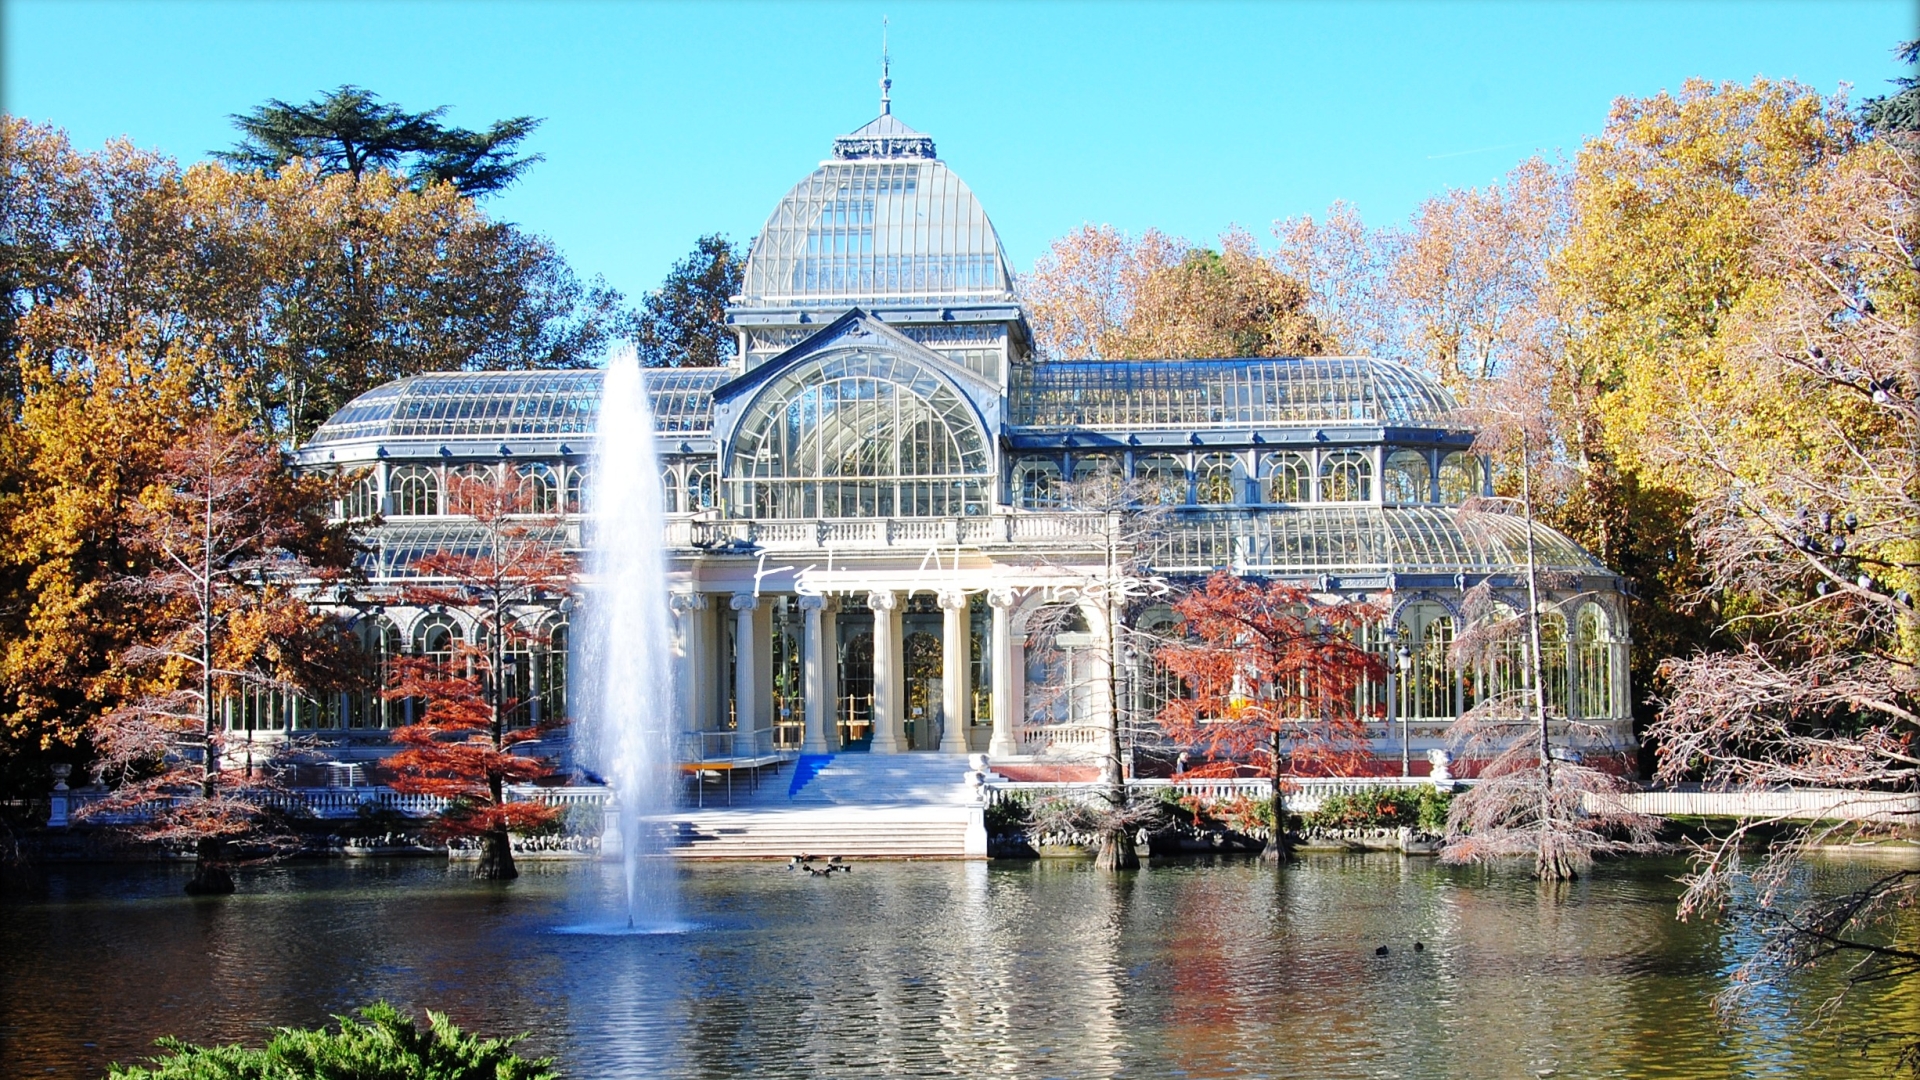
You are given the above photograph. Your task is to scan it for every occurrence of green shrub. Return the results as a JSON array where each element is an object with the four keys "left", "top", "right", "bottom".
[
  {"left": 983, "top": 793, "right": 1033, "bottom": 834},
  {"left": 1415, "top": 786, "right": 1453, "bottom": 833},
  {"left": 107, "top": 1001, "right": 557, "bottom": 1079}
]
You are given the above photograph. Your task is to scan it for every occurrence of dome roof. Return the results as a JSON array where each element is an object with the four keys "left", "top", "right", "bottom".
[
  {"left": 1011, "top": 356, "right": 1462, "bottom": 430},
  {"left": 737, "top": 113, "right": 1015, "bottom": 309},
  {"left": 302, "top": 369, "right": 727, "bottom": 448}
]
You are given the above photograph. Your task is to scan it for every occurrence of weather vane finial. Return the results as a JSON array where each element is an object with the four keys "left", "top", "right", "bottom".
[{"left": 880, "top": 16, "right": 892, "bottom": 115}]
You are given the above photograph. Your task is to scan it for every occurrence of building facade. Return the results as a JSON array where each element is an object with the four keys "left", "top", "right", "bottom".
[{"left": 288, "top": 106, "right": 1636, "bottom": 775}]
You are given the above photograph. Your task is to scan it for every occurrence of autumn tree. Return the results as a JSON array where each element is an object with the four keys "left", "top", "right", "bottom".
[
  {"left": 79, "top": 413, "right": 354, "bottom": 893},
  {"left": 382, "top": 467, "right": 573, "bottom": 880},
  {"left": 633, "top": 234, "right": 744, "bottom": 367},
  {"left": 1640, "top": 117, "right": 1918, "bottom": 1058},
  {"left": 217, "top": 85, "right": 543, "bottom": 196},
  {"left": 1021, "top": 226, "right": 1330, "bottom": 360},
  {"left": 1155, "top": 574, "right": 1383, "bottom": 860}
]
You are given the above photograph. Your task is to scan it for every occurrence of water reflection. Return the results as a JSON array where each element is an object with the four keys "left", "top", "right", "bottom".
[{"left": 1, "top": 855, "right": 1911, "bottom": 1078}]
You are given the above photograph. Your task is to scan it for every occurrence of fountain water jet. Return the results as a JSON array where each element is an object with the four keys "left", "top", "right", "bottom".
[{"left": 575, "top": 346, "right": 679, "bottom": 930}]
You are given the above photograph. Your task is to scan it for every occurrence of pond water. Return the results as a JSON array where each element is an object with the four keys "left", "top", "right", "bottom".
[{"left": 1, "top": 854, "right": 1913, "bottom": 1079}]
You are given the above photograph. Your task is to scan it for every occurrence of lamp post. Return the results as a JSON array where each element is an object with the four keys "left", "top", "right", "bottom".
[{"left": 1393, "top": 637, "right": 1413, "bottom": 777}]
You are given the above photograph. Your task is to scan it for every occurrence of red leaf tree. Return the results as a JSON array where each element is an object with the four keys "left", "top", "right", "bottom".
[
  {"left": 1154, "top": 572, "right": 1385, "bottom": 858},
  {"left": 382, "top": 466, "right": 573, "bottom": 880},
  {"left": 82, "top": 415, "right": 355, "bottom": 894}
]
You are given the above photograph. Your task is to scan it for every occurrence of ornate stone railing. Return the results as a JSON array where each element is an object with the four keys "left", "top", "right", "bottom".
[
  {"left": 981, "top": 775, "right": 1441, "bottom": 811},
  {"left": 668, "top": 513, "right": 1116, "bottom": 553},
  {"left": 58, "top": 784, "right": 610, "bottom": 824}
]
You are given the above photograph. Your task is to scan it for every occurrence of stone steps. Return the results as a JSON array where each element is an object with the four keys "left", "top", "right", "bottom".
[{"left": 741, "top": 752, "right": 975, "bottom": 808}]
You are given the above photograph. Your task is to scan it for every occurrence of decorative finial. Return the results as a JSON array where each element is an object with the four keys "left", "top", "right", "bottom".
[{"left": 880, "top": 16, "right": 892, "bottom": 115}]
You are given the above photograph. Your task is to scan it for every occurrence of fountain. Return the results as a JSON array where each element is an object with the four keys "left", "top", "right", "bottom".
[{"left": 573, "top": 346, "right": 680, "bottom": 931}]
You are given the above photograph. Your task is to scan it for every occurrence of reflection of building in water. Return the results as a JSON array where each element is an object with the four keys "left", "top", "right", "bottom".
[{"left": 287, "top": 97, "right": 1635, "bottom": 774}]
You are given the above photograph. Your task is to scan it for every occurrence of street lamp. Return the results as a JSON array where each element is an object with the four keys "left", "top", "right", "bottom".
[{"left": 1394, "top": 640, "right": 1413, "bottom": 777}]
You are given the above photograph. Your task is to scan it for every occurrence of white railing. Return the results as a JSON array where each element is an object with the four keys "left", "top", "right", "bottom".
[
  {"left": 1585, "top": 788, "right": 1919, "bottom": 824},
  {"left": 660, "top": 514, "right": 1118, "bottom": 553},
  {"left": 62, "top": 784, "right": 612, "bottom": 823},
  {"left": 981, "top": 775, "right": 1439, "bottom": 810},
  {"left": 1015, "top": 724, "right": 1109, "bottom": 755}
]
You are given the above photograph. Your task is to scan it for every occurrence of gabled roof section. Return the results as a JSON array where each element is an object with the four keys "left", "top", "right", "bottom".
[{"left": 710, "top": 308, "right": 999, "bottom": 406}]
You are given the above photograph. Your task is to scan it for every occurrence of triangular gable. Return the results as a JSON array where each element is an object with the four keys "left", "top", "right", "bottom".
[{"left": 709, "top": 308, "right": 1001, "bottom": 406}]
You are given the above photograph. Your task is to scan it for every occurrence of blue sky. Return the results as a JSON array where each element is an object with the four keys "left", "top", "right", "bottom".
[{"left": 6, "top": 1, "right": 1910, "bottom": 303}]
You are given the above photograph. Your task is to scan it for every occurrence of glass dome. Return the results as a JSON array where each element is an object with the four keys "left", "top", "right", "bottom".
[
  {"left": 303, "top": 369, "right": 728, "bottom": 446},
  {"left": 737, "top": 114, "right": 1015, "bottom": 308},
  {"left": 1011, "top": 356, "right": 1461, "bottom": 430}
]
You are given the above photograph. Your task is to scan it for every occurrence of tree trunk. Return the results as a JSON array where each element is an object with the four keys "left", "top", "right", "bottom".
[
  {"left": 185, "top": 836, "right": 235, "bottom": 895},
  {"left": 1095, "top": 827, "right": 1139, "bottom": 870},
  {"left": 1261, "top": 732, "right": 1291, "bottom": 863},
  {"left": 476, "top": 827, "right": 518, "bottom": 880}
]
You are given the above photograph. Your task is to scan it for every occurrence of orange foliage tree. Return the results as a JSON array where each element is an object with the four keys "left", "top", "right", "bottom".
[
  {"left": 1154, "top": 573, "right": 1384, "bottom": 857},
  {"left": 382, "top": 467, "right": 573, "bottom": 880},
  {"left": 80, "top": 413, "right": 354, "bottom": 893}
]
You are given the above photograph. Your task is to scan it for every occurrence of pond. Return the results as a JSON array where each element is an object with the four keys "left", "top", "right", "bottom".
[{"left": 1, "top": 854, "right": 1912, "bottom": 1079}]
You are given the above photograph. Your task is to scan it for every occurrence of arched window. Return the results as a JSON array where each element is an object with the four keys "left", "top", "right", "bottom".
[
  {"left": 1133, "top": 454, "right": 1186, "bottom": 505},
  {"left": 348, "top": 616, "right": 401, "bottom": 729},
  {"left": 341, "top": 472, "right": 380, "bottom": 520},
  {"left": 565, "top": 466, "right": 590, "bottom": 514},
  {"left": 1575, "top": 603, "right": 1613, "bottom": 720},
  {"left": 1384, "top": 450, "right": 1431, "bottom": 504},
  {"left": 1262, "top": 452, "right": 1310, "bottom": 503},
  {"left": 1195, "top": 453, "right": 1237, "bottom": 505},
  {"left": 1319, "top": 450, "right": 1372, "bottom": 502},
  {"left": 390, "top": 466, "right": 439, "bottom": 517},
  {"left": 414, "top": 614, "right": 462, "bottom": 672},
  {"left": 1395, "top": 603, "right": 1455, "bottom": 721},
  {"left": 517, "top": 463, "right": 559, "bottom": 514},
  {"left": 728, "top": 349, "right": 992, "bottom": 519},
  {"left": 1068, "top": 454, "right": 1122, "bottom": 508},
  {"left": 1439, "top": 452, "right": 1482, "bottom": 504},
  {"left": 1012, "top": 457, "right": 1063, "bottom": 509},
  {"left": 1133, "top": 607, "right": 1188, "bottom": 720},
  {"left": 446, "top": 464, "right": 494, "bottom": 516},
  {"left": 1540, "top": 611, "right": 1570, "bottom": 718},
  {"left": 660, "top": 467, "right": 681, "bottom": 514},
  {"left": 543, "top": 621, "right": 569, "bottom": 724},
  {"left": 685, "top": 462, "right": 715, "bottom": 511}
]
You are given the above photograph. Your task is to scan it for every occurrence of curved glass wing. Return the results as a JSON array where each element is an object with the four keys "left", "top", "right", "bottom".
[
  {"left": 1010, "top": 357, "right": 1460, "bottom": 430},
  {"left": 305, "top": 369, "right": 728, "bottom": 446},
  {"left": 1150, "top": 507, "right": 1605, "bottom": 576}
]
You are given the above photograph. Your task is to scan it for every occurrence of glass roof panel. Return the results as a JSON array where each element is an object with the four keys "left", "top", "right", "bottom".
[
  {"left": 1148, "top": 507, "right": 1603, "bottom": 576},
  {"left": 1010, "top": 357, "right": 1460, "bottom": 430},
  {"left": 305, "top": 369, "right": 728, "bottom": 446}
]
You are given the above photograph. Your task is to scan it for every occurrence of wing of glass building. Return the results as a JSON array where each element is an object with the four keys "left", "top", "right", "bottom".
[{"left": 289, "top": 102, "right": 1636, "bottom": 777}]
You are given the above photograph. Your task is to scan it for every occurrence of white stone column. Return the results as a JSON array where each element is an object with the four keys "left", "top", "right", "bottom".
[
  {"left": 670, "top": 592, "right": 709, "bottom": 742},
  {"left": 938, "top": 589, "right": 972, "bottom": 754},
  {"left": 799, "top": 594, "right": 834, "bottom": 754},
  {"left": 988, "top": 588, "right": 1018, "bottom": 759},
  {"left": 730, "top": 593, "right": 759, "bottom": 757},
  {"left": 868, "top": 590, "right": 902, "bottom": 754}
]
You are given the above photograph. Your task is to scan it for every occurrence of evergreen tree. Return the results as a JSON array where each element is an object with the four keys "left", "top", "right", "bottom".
[
  {"left": 216, "top": 85, "right": 543, "bottom": 196},
  {"left": 1860, "top": 40, "right": 1919, "bottom": 135},
  {"left": 633, "top": 235, "right": 744, "bottom": 367}
]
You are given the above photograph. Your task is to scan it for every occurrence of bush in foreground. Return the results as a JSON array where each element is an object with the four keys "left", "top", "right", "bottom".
[{"left": 107, "top": 1001, "right": 556, "bottom": 1079}]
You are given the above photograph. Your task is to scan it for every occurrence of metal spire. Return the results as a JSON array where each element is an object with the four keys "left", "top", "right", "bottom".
[{"left": 880, "top": 17, "right": 892, "bottom": 115}]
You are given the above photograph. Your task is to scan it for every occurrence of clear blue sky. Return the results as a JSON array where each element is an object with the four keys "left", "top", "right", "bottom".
[{"left": 6, "top": 1, "right": 1910, "bottom": 304}]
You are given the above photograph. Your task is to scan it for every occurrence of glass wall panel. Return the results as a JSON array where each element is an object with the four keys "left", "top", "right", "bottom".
[
  {"left": 1319, "top": 451, "right": 1373, "bottom": 502},
  {"left": 1384, "top": 450, "right": 1431, "bottom": 504},
  {"left": 1439, "top": 452, "right": 1482, "bottom": 504},
  {"left": 1196, "top": 453, "right": 1237, "bottom": 505},
  {"left": 390, "top": 466, "right": 439, "bottom": 517},
  {"left": 1262, "top": 452, "right": 1310, "bottom": 503}
]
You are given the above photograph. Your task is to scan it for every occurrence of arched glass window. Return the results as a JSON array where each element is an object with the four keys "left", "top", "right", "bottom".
[
  {"left": 414, "top": 614, "right": 462, "bottom": 672},
  {"left": 1319, "top": 450, "right": 1372, "bottom": 502},
  {"left": 348, "top": 616, "right": 401, "bottom": 729},
  {"left": 1540, "top": 611, "right": 1570, "bottom": 718},
  {"left": 1132, "top": 607, "right": 1188, "bottom": 720},
  {"left": 1439, "top": 452, "right": 1482, "bottom": 504},
  {"left": 1575, "top": 603, "right": 1612, "bottom": 720},
  {"left": 1068, "top": 454, "right": 1122, "bottom": 508},
  {"left": 1013, "top": 457, "right": 1063, "bottom": 509},
  {"left": 728, "top": 349, "right": 992, "bottom": 518},
  {"left": 1195, "top": 453, "right": 1237, "bottom": 505},
  {"left": 390, "top": 466, "right": 439, "bottom": 517},
  {"left": 565, "top": 466, "right": 590, "bottom": 514},
  {"left": 446, "top": 464, "right": 496, "bottom": 516},
  {"left": 543, "top": 621, "right": 569, "bottom": 724},
  {"left": 1384, "top": 450, "right": 1431, "bottom": 504},
  {"left": 517, "top": 463, "right": 559, "bottom": 514},
  {"left": 1133, "top": 454, "right": 1186, "bottom": 505},
  {"left": 341, "top": 473, "right": 380, "bottom": 520},
  {"left": 1262, "top": 452, "right": 1310, "bottom": 503},
  {"left": 1395, "top": 603, "right": 1455, "bottom": 721},
  {"left": 685, "top": 463, "right": 715, "bottom": 511},
  {"left": 660, "top": 468, "right": 681, "bottom": 514}
]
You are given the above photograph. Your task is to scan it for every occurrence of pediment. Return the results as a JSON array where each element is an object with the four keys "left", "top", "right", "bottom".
[{"left": 709, "top": 308, "right": 999, "bottom": 405}]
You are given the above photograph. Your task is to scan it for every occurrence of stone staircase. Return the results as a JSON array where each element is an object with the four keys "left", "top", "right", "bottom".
[{"left": 665, "top": 753, "right": 983, "bottom": 860}]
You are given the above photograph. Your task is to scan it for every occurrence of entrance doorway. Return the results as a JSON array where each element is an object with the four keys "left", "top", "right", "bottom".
[
  {"left": 837, "top": 616, "right": 874, "bottom": 751},
  {"left": 904, "top": 630, "right": 942, "bottom": 750}
]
